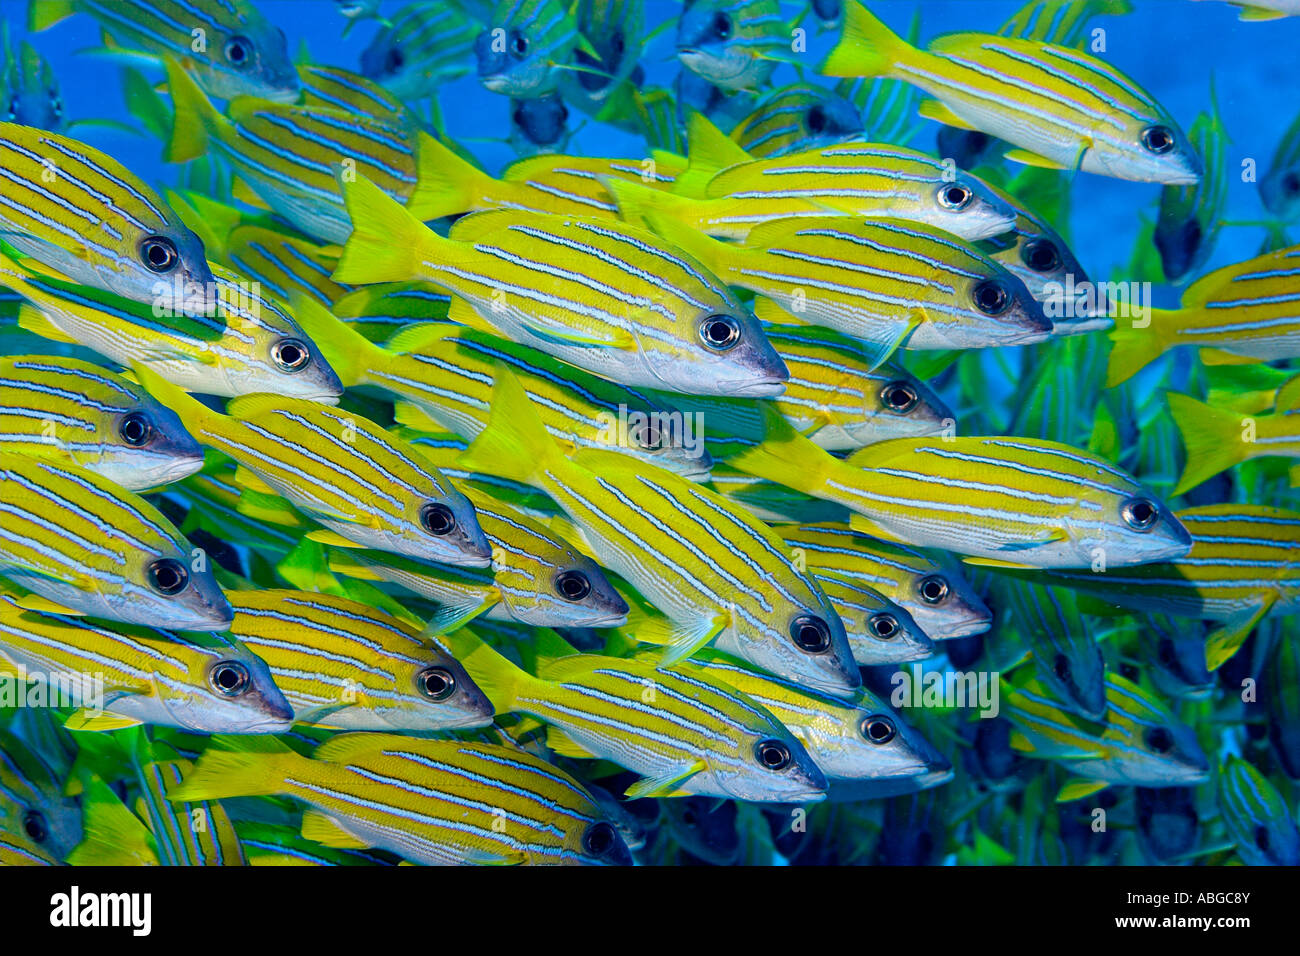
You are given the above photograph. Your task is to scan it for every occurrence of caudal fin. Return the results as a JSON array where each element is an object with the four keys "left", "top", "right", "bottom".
[
  {"left": 333, "top": 172, "right": 441, "bottom": 285},
  {"left": 1105, "top": 314, "right": 1169, "bottom": 387},
  {"left": 406, "top": 131, "right": 498, "bottom": 221},
  {"left": 1167, "top": 392, "right": 1252, "bottom": 495},
  {"left": 818, "top": 0, "right": 910, "bottom": 79},
  {"left": 288, "top": 294, "right": 387, "bottom": 388},
  {"left": 725, "top": 404, "right": 832, "bottom": 497},
  {"left": 163, "top": 57, "right": 217, "bottom": 164},
  {"left": 130, "top": 362, "right": 225, "bottom": 432},
  {"left": 167, "top": 736, "right": 302, "bottom": 802},
  {"left": 456, "top": 363, "right": 564, "bottom": 488}
]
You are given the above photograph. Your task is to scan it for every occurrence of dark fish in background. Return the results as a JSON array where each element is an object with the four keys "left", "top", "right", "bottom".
[
  {"left": 1134, "top": 786, "right": 1199, "bottom": 864},
  {"left": 1155, "top": 96, "right": 1227, "bottom": 282},
  {"left": 1, "top": 25, "right": 63, "bottom": 130},
  {"left": 731, "top": 84, "right": 864, "bottom": 158},
  {"left": 360, "top": 2, "right": 478, "bottom": 100},
  {"left": 510, "top": 92, "right": 569, "bottom": 150}
]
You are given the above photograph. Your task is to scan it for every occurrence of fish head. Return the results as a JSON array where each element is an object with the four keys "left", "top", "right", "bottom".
[
  {"left": 820, "top": 576, "right": 934, "bottom": 665},
  {"left": 359, "top": 29, "right": 419, "bottom": 98},
  {"left": 903, "top": 559, "right": 993, "bottom": 640},
  {"left": 1035, "top": 642, "right": 1108, "bottom": 723},
  {"left": 162, "top": 635, "right": 295, "bottom": 734},
  {"left": 1102, "top": 676, "right": 1209, "bottom": 786},
  {"left": 659, "top": 306, "right": 787, "bottom": 397},
  {"left": 93, "top": 394, "right": 205, "bottom": 490},
  {"left": 1100, "top": 115, "right": 1202, "bottom": 185},
  {"left": 924, "top": 174, "right": 1019, "bottom": 240},
  {"left": 936, "top": 261, "right": 1053, "bottom": 349},
  {"left": 718, "top": 719, "right": 828, "bottom": 803},
  {"left": 400, "top": 483, "right": 494, "bottom": 568},
  {"left": 811, "top": 0, "right": 843, "bottom": 29},
  {"left": 193, "top": 21, "right": 300, "bottom": 103},
  {"left": 604, "top": 404, "right": 716, "bottom": 479},
  {"left": 573, "top": 815, "right": 634, "bottom": 866},
  {"left": 797, "top": 94, "right": 863, "bottom": 148},
  {"left": 3, "top": 42, "right": 64, "bottom": 131},
  {"left": 1260, "top": 164, "right": 1300, "bottom": 221},
  {"left": 810, "top": 690, "right": 953, "bottom": 787},
  {"left": 118, "top": 538, "right": 235, "bottom": 631},
  {"left": 510, "top": 94, "right": 569, "bottom": 148},
  {"left": 527, "top": 551, "right": 629, "bottom": 628},
  {"left": 736, "top": 599, "right": 862, "bottom": 694},
  {"left": 992, "top": 229, "right": 1096, "bottom": 321},
  {"left": 676, "top": 0, "right": 777, "bottom": 92},
  {"left": 1085, "top": 487, "right": 1192, "bottom": 566},
  {"left": 102, "top": 221, "right": 214, "bottom": 314},
  {"left": 243, "top": 327, "right": 346, "bottom": 402},
  {"left": 662, "top": 795, "right": 740, "bottom": 864},
  {"left": 385, "top": 650, "right": 496, "bottom": 731},
  {"left": 862, "top": 369, "right": 954, "bottom": 442},
  {"left": 0, "top": 731, "right": 83, "bottom": 860},
  {"left": 474, "top": 19, "right": 559, "bottom": 98}
]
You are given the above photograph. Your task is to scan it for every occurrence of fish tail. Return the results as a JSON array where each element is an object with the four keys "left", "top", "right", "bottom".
[
  {"left": 163, "top": 57, "right": 215, "bottom": 164},
  {"left": 333, "top": 173, "right": 441, "bottom": 285},
  {"left": 406, "top": 131, "right": 497, "bottom": 221},
  {"left": 444, "top": 629, "right": 541, "bottom": 713},
  {"left": 674, "top": 113, "right": 753, "bottom": 197},
  {"left": 1168, "top": 392, "right": 1251, "bottom": 495},
  {"left": 129, "top": 362, "right": 224, "bottom": 431},
  {"left": 456, "top": 363, "right": 563, "bottom": 487},
  {"left": 27, "top": 0, "right": 74, "bottom": 31},
  {"left": 726, "top": 404, "right": 830, "bottom": 496},
  {"left": 1105, "top": 311, "right": 1169, "bottom": 387},
  {"left": 167, "top": 736, "right": 301, "bottom": 802},
  {"left": 287, "top": 294, "right": 386, "bottom": 388},
  {"left": 604, "top": 178, "right": 725, "bottom": 272},
  {"left": 819, "top": 0, "right": 909, "bottom": 79}
]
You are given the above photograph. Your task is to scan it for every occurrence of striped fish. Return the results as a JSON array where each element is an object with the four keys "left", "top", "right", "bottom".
[
  {"left": 474, "top": 0, "right": 581, "bottom": 98},
  {"left": 331, "top": 281, "right": 452, "bottom": 342},
  {"left": 0, "top": 122, "right": 213, "bottom": 308},
  {"left": 0, "top": 827, "right": 59, "bottom": 865},
  {"left": 1011, "top": 505, "right": 1300, "bottom": 669},
  {"left": 292, "top": 300, "right": 714, "bottom": 479},
  {"left": 222, "top": 224, "right": 354, "bottom": 308},
  {"left": 164, "top": 58, "right": 452, "bottom": 246},
  {"left": 1133, "top": 614, "right": 1213, "bottom": 701},
  {"left": 676, "top": 0, "right": 789, "bottom": 92},
  {"left": 0, "top": 727, "right": 81, "bottom": 860},
  {"left": 0, "top": 589, "right": 291, "bottom": 733},
  {"left": 335, "top": 174, "right": 789, "bottom": 398},
  {"left": 559, "top": 0, "right": 645, "bottom": 115},
  {"left": 361, "top": 2, "right": 478, "bottom": 100},
  {"left": 1261, "top": 99, "right": 1300, "bottom": 219},
  {"left": 1155, "top": 97, "right": 1227, "bottom": 282},
  {"left": 614, "top": 186, "right": 1052, "bottom": 361},
  {"left": 808, "top": 568, "right": 933, "bottom": 665},
  {"left": 731, "top": 84, "right": 865, "bottom": 158},
  {"left": 29, "top": 0, "right": 299, "bottom": 102},
  {"left": 298, "top": 64, "right": 411, "bottom": 126},
  {"left": 1167, "top": 381, "right": 1300, "bottom": 494},
  {"left": 659, "top": 115, "right": 1018, "bottom": 241},
  {"left": 0, "top": 454, "right": 232, "bottom": 629},
  {"left": 1, "top": 26, "right": 63, "bottom": 131},
  {"left": 170, "top": 733, "right": 634, "bottom": 866},
  {"left": 455, "top": 630, "right": 828, "bottom": 802},
  {"left": 236, "top": 821, "right": 392, "bottom": 866},
  {"left": 0, "top": 354, "right": 202, "bottom": 489},
  {"left": 1004, "top": 672, "right": 1209, "bottom": 789},
  {"left": 132, "top": 365, "right": 493, "bottom": 568},
  {"left": 1217, "top": 755, "right": 1300, "bottom": 866},
  {"left": 220, "top": 589, "right": 494, "bottom": 731},
  {"left": 167, "top": 464, "right": 308, "bottom": 564},
  {"left": 458, "top": 367, "right": 861, "bottom": 693},
  {"left": 730, "top": 408, "right": 1191, "bottom": 569},
  {"left": 0, "top": 252, "right": 344, "bottom": 401},
  {"left": 674, "top": 647, "right": 952, "bottom": 800},
  {"left": 821, "top": 2, "right": 1201, "bottom": 184}
]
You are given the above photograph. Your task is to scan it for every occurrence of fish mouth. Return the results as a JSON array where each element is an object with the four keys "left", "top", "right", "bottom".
[
  {"left": 576, "top": 611, "right": 632, "bottom": 629},
  {"left": 720, "top": 377, "right": 787, "bottom": 398},
  {"left": 933, "top": 614, "right": 993, "bottom": 640}
]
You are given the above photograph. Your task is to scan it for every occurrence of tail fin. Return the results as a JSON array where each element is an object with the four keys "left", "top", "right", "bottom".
[
  {"left": 530, "top": 628, "right": 582, "bottom": 675},
  {"left": 676, "top": 112, "right": 753, "bottom": 197},
  {"left": 27, "top": 0, "right": 74, "bottom": 32},
  {"left": 819, "top": 0, "right": 910, "bottom": 78},
  {"left": 604, "top": 178, "right": 726, "bottom": 273},
  {"left": 163, "top": 57, "right": 217, "bottom": 164},
  {"left": 129, "top": 362, "right": 226, "bottom": 432},
  {"left": 444, "top": 628, "right": 544, "bottom": 713},
  {"left": 456, "top": 363, "right": 565, "bottom": 487},
  {"left": 725, "top": 404, "right": 833, "bottom": 497},
  {"left": 288, "top": 294, "right": 387, "bottom": 388},
  {"left": 167, "top": 736, "right": 302, "bottom": 801},
  {"left": 333, "top": 172, "right": 444, "bottom": 285},
  {"left": 1105, "top": 312, "right": 1170, "bottom": 387},
  {"left": 1167, "top": 392, "right": 1252, "bottom": 495},
  {"left": 406, "top": 131, "right": 498, "bottom": 221}
]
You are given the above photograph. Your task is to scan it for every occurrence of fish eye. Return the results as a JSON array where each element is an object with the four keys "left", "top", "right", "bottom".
[
  {"left": 119, "top": 412, "right": 153, "bottom": 447},
  {"left": 511, "top": 30, "right": 530, "bottom": 58},
  {"left": 789, "top": 614, "right": 832, "bottom": 653},
  {"left": 23, "top": 810, "right": 48, "bottom": 843},
  {"left": 712, "top": 11, "right": 733, "bottom": 39},
  {"left": 1141, "top": 125, "right": 1175, "bottom": 155},
  {"left": 1121, "top": 497, "right": 1159, "bottom": 531},
  {"left": 416, "top": 666, "right": 457, "bottom": 701},
  {"left": 147, "top": 558, "right": 189, "bottom": 596},
  {"left": 582, "top": 821, "right": 618, "bottom": 856},
  {"left": 385, "top": 47, "right": 405, "bottom": 73},
  {"left": 210, "top": 660, "right": 251, "bottom": 697},
  {"left": 1283, "top": 171, "right": 1300, "bottom": 196},
  {"left": 1254, "top": 825, "right": 1271, "bottom": 852},
  {"left": 699, "top": 314, "right": 741, "bottom": 351},
  {"left": 4, "top": 96, "right": 16, "bottom": 121},
  {"left": 972, "top": 280, "right": 1010, "bottom": 316},
  {"left": 860, "top": 715, "right": 897, "bottom": 744},
  {"left": 51, "top": 97, "right": 63, "bottom": 117},
  {"left": 555, "top": 569, "right": 592, "bottom": 602},
  {"left": 1144, "top": 726, "right": 1174, "bottom": 753},
  {"left": 1157, "top": 638, "right": 1176, "bottom": 666},
  {"left": 1053, "top": 653, "right": 1071, "bottom": 681},
  {"left": 869, "top": 613, "right": 898, "bottom": 640},
  {"left": 754, "top": 739, "right": 792, "bottom": 771},
  {"left": 918, "top": 575, "right": 949, "bottom": 605},
  {"left": 805, "top": 104, "right": 828, "bottom": 134},
  {"left": 1021, "top": 238, "right": 1062, "bottom": 274},
  {"left": 271, "top": 338, "right": 312, "bottom": 373},
  {"left": 140, "top": 236, "right": 179, "bottom": 274},
  {"left": 632, "top": 418, "right": 662, "bottom": 448},
  {"left": 937, "top": 183, "right": 972, "bottom": 210},
  {"left": 420, "top": 503, "right": 457, "bottom": 536},
  {"left": 880, "top": 381, "right": 919, "bottom": 413},
  {"left": 224, "top": 35, "right": 254, "bottom": 68}
]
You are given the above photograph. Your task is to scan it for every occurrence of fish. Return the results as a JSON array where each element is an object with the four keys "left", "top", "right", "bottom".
[
  {"left": 0, "top": 727, "right": 82, "bottom": 860},
  {"left": 820, "top": 1, "right": 1201, "bottom": 184},
  {"left": 676, "top": 0, "right": 789, "bottom": 92},
  {"left": 1217, "top": 754, "right": 1300, "bottom": 865},
  {"left": 785, "top": 566, "right": 933, "bottom": 666},
  {"left": 675, "top": 647, "right": 953, "bottom": 799},
  {"left": 2, "top": 26, "right": 63, "bottom": 131},
  {"left": 1167, "top": 382, "right": 1300, "bottom": 494},
  {"left": 1136, "top": 615, "right": 1214, "bottom": 701},
  {"left": 612, "top": 183, "right": 1053, "bottom": 364},
  {"left": 474, "top": 0, "right": 582, "bottom": 98},
  {"left": 289, "top": 296, "right": 714, "bottom": 478},
  {"left": 509, "top": 93, "right": 570, "bottom": 151},
  {"left": 0, "top": 122, "right": 214, "bottom": 308},
  {"left": 0, "top": 589, "right": 290, "bottom": 733},
  {"left": 728, "top": 406, "right": 1191, "bottom": 569},
  {"left": 29, "top": 0, "right": 300, "bottom": 102},
  {"left": 131, "top": 364, "right": 493, "bottom": 569},
  {"left": 0, "top": 454, "right": 233, "bottom": 629},
  {"left": 218, "top": 589, "right": 495, "bottom": 732},
  {"left": 655, "top": 115, "right": 1019, "bottom": 241},
  {"left": 235, "top": 820, "right": 393, "bottom": 866},
  {"left": 731, "top": 84, "right": 865, "bottom": 158},
  {"left": 334, "top": 173, "right": 789, "bottom": 398},
  {"left": 0, "top": 354, "right": 203, "bottom": 489},
  {"left": 1266, "top": 623, "right": 1300, "bottom": 778},
  {"left": 1155, "top": 97, "right": 1227, "bottom": 282},
  {"left": 360, "top": 2, "right": 479, "bottom": 100},
  {"left": 1261, "top": 104, "right": 1300, "bottom": 220},
  {"left": 1192, "top": 0, "right": 1300, "bottom": 21},
  {"left": 169, "top": 733, "right": 635, "bottom": 865},
  {"left": 458, "top": 366, "right": 861, "bottom": 693},
  {"left": 1133, "top": 785, "right": 1199, "bottom": 864},
  {"left": 1004, "top": 672, "right": 1210, "bottom": 790},
  {"left": 559, "top": 0, "right": 645, "bottom": 115},
  {"left": 456, "top": 629, "right": 828, "bottom": 802},
  {"left": 294, "top": 64, "right": 412, "bottom": 129}
]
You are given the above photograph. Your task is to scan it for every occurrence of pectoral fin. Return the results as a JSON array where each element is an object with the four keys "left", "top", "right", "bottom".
[{"left": 1056, "top": 778, "right": 1109, "bottom": 803}]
